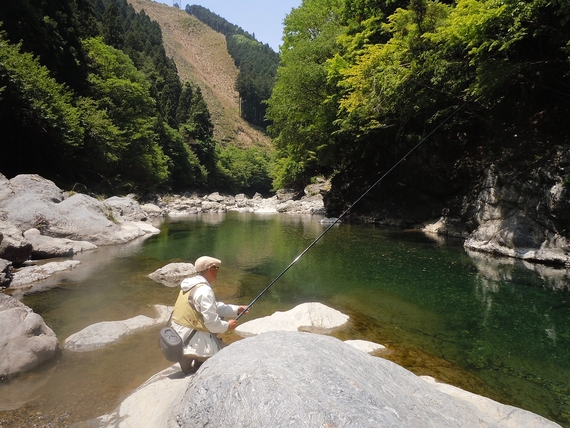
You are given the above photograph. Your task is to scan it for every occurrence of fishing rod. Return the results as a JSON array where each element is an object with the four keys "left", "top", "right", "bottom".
[{"left": 236, "top": 103, "right": 466, "bottom": 320}]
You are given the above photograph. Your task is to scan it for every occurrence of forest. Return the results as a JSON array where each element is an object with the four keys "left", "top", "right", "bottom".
[
  {"left": 0, "top": 0, "right": 271, "bottom": 195},
  {"left": 267, "top": 0, "right": 570, "bottom": 216},
  {"left": 1, "top": 0, "right": 569, "bottom": 207}
]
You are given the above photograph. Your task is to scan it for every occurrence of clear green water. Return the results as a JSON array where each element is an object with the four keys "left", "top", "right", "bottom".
[{"left": 1, "top": 212, "right": 569, "bottom": 426}]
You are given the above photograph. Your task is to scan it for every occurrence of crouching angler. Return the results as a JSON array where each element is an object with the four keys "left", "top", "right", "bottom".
[{"left": 171, "top": 256, "right": 248, "bottom": 374}]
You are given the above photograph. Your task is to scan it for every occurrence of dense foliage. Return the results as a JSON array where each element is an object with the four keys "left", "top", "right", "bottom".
[
  {"left": 187, "top": 5, "right": 279, "bottom": 128},
  {"left": 267, "top": 0, "right": 570, "bottom": 200},
  {"left": 0, "top": 0, "right": 272, "bottom": 195}
]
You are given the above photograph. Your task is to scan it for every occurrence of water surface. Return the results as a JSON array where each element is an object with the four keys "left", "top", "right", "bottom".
[{"left": 1, "top": 212, "right": 569, "bottom": 426}]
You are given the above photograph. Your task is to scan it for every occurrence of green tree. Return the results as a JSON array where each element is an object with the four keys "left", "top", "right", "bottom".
[
  {"left": 0, "top": 32, "right": 83, "bottom": 180},
  {"left": 266, "top": 0, "right": 345, "bottom": 189},
  {"left": 81, "top": 37, "right": 169, "bottom": 190}
]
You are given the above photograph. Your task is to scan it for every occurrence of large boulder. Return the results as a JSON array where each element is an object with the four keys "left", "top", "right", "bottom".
[
  {"left": 0, "top": 174, "right": 159, "bottom": 246},
  {"left": 0, "top": 294, "right": 58, "bottom": 379},
  {"left": 90, "top": 331, "right": 560, "bottom": 427},
  {"left": 0, "top": 220, "right": 33, "bottom": 265}
]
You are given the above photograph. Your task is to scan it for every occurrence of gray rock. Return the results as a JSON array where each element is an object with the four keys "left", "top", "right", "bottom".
[
  {"left": 0, "top": 258, "right": 12, "bottom": 287},
  {"left": 0, "top": 174, "right": 159, "bottom": 246},
  {"left": 23, "top": 228, "right": 97, "bottom": 259},
  {"left": 64, "top": 305, "right": 171, "bottom": 352},
  {"left": 0, "top": 220, "right": 32, "bottom": 265},
  {"left": 105, "top": 196, "right": 148, "bottom": 222},
  {"left": 0, "top": 294, "right": 58, "bottom": 379},
  {"left": 10, "top": 260, "right": 81, "bottom": 288},
  {"left": 91, "top": 331, "right": 560, "bottom": 427},
  {"left": 140, "top": 203, "right": 163, "bottom": 217},
  {"left": 148, "top": 263, "right": 196, "bottom": 287}
]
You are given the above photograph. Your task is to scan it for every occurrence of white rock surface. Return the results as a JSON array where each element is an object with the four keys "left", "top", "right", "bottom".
[
  {"left": 235, "top": 302, "right": 350, "bottom": 337},
  {"left": 88, "top": 331, "right": 561, "bottom": 428}
]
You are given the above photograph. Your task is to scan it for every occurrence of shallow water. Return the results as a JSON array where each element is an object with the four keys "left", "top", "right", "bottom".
[{"left": 1, "top": 212, "right": 569, "bottom": 427}]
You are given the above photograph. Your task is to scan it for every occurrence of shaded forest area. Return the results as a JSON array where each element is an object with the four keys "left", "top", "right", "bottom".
[
  {"left": 187, "top": 5, "right": 279, "bottom": 128},
  {"left": 266, "top": 0, "right": 570, "bottom": 219},
  {"left": 0, "top": 0, "right": 272, "bottom": 195}
]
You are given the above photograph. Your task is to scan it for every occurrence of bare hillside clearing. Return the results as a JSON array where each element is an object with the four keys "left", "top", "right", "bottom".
[{"left": 128, "top": 0, "right": 271, "bottom": 149}]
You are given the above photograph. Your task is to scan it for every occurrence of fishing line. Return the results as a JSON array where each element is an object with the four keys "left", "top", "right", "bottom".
[{"left": 237, "top": 103, "right": 466, "bottom": 320}]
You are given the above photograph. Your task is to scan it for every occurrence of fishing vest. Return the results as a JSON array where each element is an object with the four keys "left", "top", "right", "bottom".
[{"left": 172, "top": 283, "right": 209, "bottom": 331}]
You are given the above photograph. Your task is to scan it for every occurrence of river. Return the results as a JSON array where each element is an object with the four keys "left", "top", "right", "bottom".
[{"left": 1, "top": 212, "right": 569, "bottom": 427}]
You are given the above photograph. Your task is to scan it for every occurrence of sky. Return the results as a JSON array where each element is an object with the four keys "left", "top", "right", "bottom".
[{"left": 154, "top": 1, "right": 303, "bottom": 51}]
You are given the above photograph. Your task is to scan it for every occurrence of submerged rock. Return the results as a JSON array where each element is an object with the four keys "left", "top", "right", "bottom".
[{"left": 88, "top": 331, "right": 560, "bottom": 427}]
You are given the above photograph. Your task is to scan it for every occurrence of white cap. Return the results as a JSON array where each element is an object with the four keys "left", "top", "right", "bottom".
[{"left": 194, "top": 256, "right": 221, "bottom": 272}]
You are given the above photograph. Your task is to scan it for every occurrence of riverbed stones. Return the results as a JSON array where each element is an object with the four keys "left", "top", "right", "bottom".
[
  {"left": 0, "top": 294, "right": 58, "bottom": 379},
  {"left": 148, "top": 263, "right": 196, "bottom": 287},
  {"left": 234, "top": 302, "right": 350, "bottom": 337},
  {"left": 63, "top": 305, "right": 171, "bottom": 352},
  {"left": 91, "top": 331, "right": 560, "bottom": 427}
]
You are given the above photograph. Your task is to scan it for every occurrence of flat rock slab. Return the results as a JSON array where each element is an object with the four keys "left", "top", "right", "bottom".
[
  {"left": 91, "top": 331, "right": 560, "bottom": 427},
  {"left": 64, "top": 305, "right": 171, "bottom": 352},
  {"left": 10, "top": 260, "right": 81, "bottom": 288},
  {"left": 235, "top": 302, "right": 350, "bottom": 337}
]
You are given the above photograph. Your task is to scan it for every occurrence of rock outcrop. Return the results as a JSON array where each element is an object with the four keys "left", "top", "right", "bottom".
[
  {"left": 418, "top": 149, "right": 570, "bottom": 266},
  {"left": 0, "top": 294, "right": 58, "bottom": 380},
  {"left": 90, "top": 331, "right": 560, "bottom": 428}
]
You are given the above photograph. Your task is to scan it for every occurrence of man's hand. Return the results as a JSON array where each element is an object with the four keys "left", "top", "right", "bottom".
[
  {"left": 227, "top": 319, "right": 238, "bottom": 330},
  {"left": 237, "top": 305, "right": 249, "bottom": 316}
]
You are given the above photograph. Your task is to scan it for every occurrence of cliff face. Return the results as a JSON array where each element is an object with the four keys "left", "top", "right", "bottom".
[{"left": 325, "top": 144, "right": 570, "bottom": 266}]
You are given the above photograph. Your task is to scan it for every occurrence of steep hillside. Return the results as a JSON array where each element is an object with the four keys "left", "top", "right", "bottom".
[{"left": 128, "top": 0, "right": 271, "bottom": 149}]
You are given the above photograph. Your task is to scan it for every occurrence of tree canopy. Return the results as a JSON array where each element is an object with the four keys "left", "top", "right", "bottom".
[
  {"left": 267, "top": 0, "right": 570, "bottom": 199},
  {"left": 0, "top": 0, "right": 272, "bottom": 195}
]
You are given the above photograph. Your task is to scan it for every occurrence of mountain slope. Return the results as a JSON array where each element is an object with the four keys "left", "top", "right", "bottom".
[{"left": 128, "top": 0, "right": 271, "bottom": 149}]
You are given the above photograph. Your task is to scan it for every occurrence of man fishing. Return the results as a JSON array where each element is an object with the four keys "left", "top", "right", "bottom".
[{"left": 171, "top": 256, "right": 248, "bottom": 374}]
